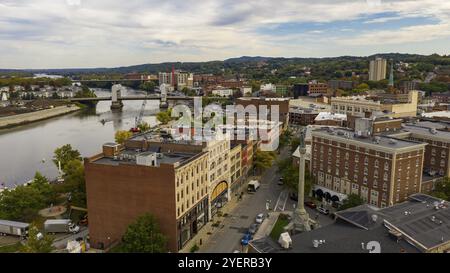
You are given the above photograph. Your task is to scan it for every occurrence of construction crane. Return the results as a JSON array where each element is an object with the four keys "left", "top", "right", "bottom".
[{"left": 130, "top": 91, "right": 150, "bottom": 133}]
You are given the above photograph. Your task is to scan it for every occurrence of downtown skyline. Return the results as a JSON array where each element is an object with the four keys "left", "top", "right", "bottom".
[{"left": 0, "top": 0, "right": 450, "bottom": 69}]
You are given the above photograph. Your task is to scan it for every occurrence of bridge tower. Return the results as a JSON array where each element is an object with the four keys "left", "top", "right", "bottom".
[
  {"left": 111, "top": 84, "right": 124, "bottom": 110},
  {"left": 160, "top": 84, "right": 169, "bottom": 109}
]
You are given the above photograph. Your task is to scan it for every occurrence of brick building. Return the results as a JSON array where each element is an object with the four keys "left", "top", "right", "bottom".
[
  {"left": 235, "top": 97, "right": 290, "bottom": 129},
  {"left": 308, "top": 82, "right": 328, "bottom": 96},
  {"left": 388, "top": 123, "right": 450, "bottom": 178},
  {"left": 311, "top": 127, "right": 427, "bottom": 208},
  {"left": 289, "top": 107, "right": 319, "bottom": 126},
  {"left": 85, "top": 142, "right": 209, "bottom": 252}
]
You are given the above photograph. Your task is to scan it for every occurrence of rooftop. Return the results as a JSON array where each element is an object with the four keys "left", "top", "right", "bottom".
[
  {"left": 422, "top": 111, "right": 450, "bottom": 119},
  {"left": 93, "top": 149, "right": 200, "bottom": 167},
  {"left": 314, "top": 112, "right": 347, "bottom": 122},
  {"left": 401, "top": 124, "right": 450, "bottom": 141},
  {"left": 252, "top": 194, "right": 450, "bottom": 253},
  {"left": 312, "top": 127, "right": 426, "bottom": 150}
]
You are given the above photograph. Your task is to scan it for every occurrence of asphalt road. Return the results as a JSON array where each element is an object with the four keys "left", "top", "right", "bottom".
[
  {"left": 200, "top": 146, "right": 335, "bottom": 253},
  {"left": 52, "top": 227, "right": 89, "bottom": 249}
]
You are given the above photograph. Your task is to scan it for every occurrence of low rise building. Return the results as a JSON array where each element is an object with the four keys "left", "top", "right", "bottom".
[
  {"left": 314, "top": 112, "right": 347, "bottom": 127},
  {"left": 308, "top": 82, "right": 328, "bottom": 96},
  {"left": 289, "top": 107, "right": 319, "bottom": 126},
  {"left": 331, "top": 91, "right": 419, "bottom": 118},
  {"left": 251, "top": 194, "right": 450, "bottom": 253},
  {"left": 212, "top": 87, "right": 234, "bottom": 97}
]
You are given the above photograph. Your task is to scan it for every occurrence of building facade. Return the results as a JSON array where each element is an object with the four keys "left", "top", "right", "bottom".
[
  {"left": 85, "top": 142, "right": 209, "bottom": 252},
  {"left": 369, "top": 58, "right": 387, "bottom": 81},
  {"left": 311, "top": 128, "right": 426, "bottom": 208}
]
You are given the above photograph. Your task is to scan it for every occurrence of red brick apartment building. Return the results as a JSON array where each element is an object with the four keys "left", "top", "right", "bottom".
[
  {"left": 388, "top": 123, "right": 450, "bottom": 178},
  {"left": 311, "top": 127, "right": 427, "bottom": 208},
  {"left": 308, "top": 82, "right": 328, "bottom": 96}
]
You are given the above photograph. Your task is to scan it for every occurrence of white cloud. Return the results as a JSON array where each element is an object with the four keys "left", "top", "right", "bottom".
[{"left": 0, "top": 0, "right": 449, "bottom": 68}]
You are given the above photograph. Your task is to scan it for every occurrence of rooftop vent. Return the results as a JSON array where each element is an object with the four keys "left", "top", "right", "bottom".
[
  {"left": 430, "top": 128, "right": 438, "bottom": 135},
  {"left": 374, "top": 137, "right": 381, "bottom": 144},
  {"left": 389, "top": 139, "right": 398, "bottom": 145}
]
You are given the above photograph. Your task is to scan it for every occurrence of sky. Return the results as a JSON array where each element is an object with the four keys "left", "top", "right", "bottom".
[{"left": 0, "top": 0, "right": 449, "bottom": 69}]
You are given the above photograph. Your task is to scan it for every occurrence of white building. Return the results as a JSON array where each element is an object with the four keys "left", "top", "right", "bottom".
[
  {"left": 212, "top": 88, "right": 234, "bottom": 97},
  {"left": 369, "top": 58, "right": 387, "bottom": 81},
  {"left": 260, "top": 83, "right": 276, "bottom": 93}
]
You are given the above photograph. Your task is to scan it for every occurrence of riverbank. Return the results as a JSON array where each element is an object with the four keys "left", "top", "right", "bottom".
[{"left": 0, "top": 105, "right": 81, "bottom": 129}]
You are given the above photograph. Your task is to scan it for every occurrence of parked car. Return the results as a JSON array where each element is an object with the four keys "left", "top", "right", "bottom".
[
  {"left": 241, "top": 233, "right": 253, "bottom": 245},
  {"left": 249, "top": 223, "right": 259, "bottom": 234},
  {"left": 256, "top": 213, "right": 265, "bottom": 224},
  {"left": 304, "top": 201, "right": 317, "bottom": 209},
  {"left": 278, "top": 178, "right": 284, "bottom": 185},
  {"left": 317, "top": 207, "right": 330, "bottom": 215},
  {"left": 289, "top": 192, "right": 298, "bottom": 202}
]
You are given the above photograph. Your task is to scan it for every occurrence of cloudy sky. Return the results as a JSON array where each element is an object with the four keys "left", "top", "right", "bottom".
[{"left": 0, "top": 0, "right": 449, "bottom": 69}]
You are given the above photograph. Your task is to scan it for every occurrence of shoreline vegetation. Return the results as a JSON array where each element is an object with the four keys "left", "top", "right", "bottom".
[{"left": 0, "top": 104, "right": 81, "bottom": 130}]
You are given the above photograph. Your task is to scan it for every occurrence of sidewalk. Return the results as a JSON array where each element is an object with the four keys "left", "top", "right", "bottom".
[{"left": 180, "top": 184, "right": 249, "bottom": 253}]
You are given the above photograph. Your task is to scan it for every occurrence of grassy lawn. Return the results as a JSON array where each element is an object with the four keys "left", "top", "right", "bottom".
[
  {"left": 270, "top": 214, "right": 290, "bottom": 241},
  {"left": 0, "top": 242, "right": 22, "bottom": 253}
]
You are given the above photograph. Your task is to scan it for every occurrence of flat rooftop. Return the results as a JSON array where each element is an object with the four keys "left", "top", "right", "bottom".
[
  {"left": 312, "top": 127, "right": 425, "bottom": 150},
  {"left": 252, "top": 194, "right": 449, "bottom": 253},
  {"left": 93, "top": 149, "right": 199, "bottom": 167},
  {"left": 401, "top": 124, "right": 450, "bottom": 140}
]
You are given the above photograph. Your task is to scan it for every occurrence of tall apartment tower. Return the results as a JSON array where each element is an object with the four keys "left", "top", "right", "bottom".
[{"left": 369, "top": 58, "right": 387, "bottom": 81}]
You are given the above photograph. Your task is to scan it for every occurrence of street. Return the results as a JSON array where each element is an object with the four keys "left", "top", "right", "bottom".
[
  {"left": 200, "top": 148, "right": 334, "bottom": 253},
  {"left": 52, "top": 227, "right": 89, "bottom": 249}
]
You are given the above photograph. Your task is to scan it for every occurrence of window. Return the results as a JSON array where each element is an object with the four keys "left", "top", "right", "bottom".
[
  {"left": 384, "top": 162, "right": 389, "bottom": 171},
  {"left": 431, "top": 157, "right": 435, "bottom": 165},
  {"left": 432, "top": 148, "right": 436, "bottom": 156},
  {"left": 384, "top": 173, "right": 389, "bottom": 181},
  {"left": 364, "top": 157, "right": 369, "bottom": 165},
  {"left": 374, "top": 170, "right": 379, "bottom": 178},
  {"left": 375, "top": 160, "right": 379, "bottom": 168},
  {"left": 441, "top": 159, "right": 446, "bottom": 168}
]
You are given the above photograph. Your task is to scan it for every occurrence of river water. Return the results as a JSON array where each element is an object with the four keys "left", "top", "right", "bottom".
[{"left": 0, "top": 88, "right": 160, "bottom": 187}]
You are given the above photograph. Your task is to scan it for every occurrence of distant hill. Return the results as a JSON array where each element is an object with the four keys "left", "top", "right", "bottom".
[{"left": 2, "top": 53, "right": 449, "bottom": 77}]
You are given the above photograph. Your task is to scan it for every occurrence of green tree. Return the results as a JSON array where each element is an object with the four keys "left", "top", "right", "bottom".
[
  {"left": 115, "top": 130, "right": 133, "bottom": 144},
  {"left": 121, "top": 213, "right": 167, "bottom": 253},
  {"left": 279, "top": 129, "right": 293, "bottom": 149},
  {"left": 277, "top": 158, "right": 311, "bottom": 196},
  {"left": 140, "top": 81, "right": 156, "bottom": 92},
  {"left": 156, "top": 109, "right": 173, "bottom": 125},
  {"left": 21, "top": 224, "right": 54, "bottom": 253},
  {"left": 31, "top": 172, "right": 58, "bottom": 205},
  {"left": 56, "top": 159, "right": 87, "bottom": 207},
  {"left": 254, "top": 151, "right": 277, "bottom": 174},
  {"left": 290, "top": 138, "right": 301, "bottom": 153},
  {"left": 0, "top": 186, "right": 45, "bottom": 222},
  {"left": 431, "top": 177, "right": 450, "bottom": 201},
  {"left": 338, "top": 194, "right": 365, "bottom": 211},
  {"left": 74, "top": 85, "right": 97, "bottom": 98},
  {"left": 137, "top": 121, "right": 151, "bottom": 133},
  {"left": 53, "top": 144, "right": 82, "bottom": 173}
]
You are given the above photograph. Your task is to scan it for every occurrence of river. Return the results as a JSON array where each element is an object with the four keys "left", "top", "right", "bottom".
[{"left": 0, "top": 88, "right": 160, "bottom": 187}]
